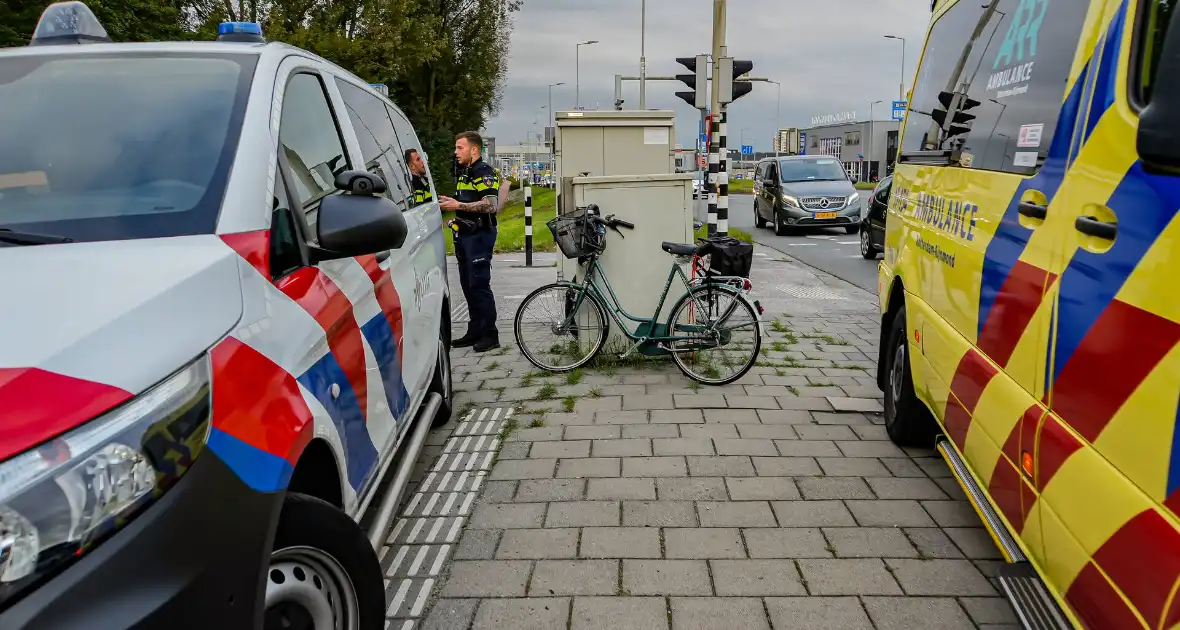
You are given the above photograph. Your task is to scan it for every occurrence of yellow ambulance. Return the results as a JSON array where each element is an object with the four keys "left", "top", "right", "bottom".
[{"left": 879, "top": 0, "right": 1180, "bottom": 627}]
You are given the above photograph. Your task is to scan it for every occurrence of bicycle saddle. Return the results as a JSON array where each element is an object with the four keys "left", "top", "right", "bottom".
[{"left": 662, "top": 242, "right": 701, "bottom": 256}]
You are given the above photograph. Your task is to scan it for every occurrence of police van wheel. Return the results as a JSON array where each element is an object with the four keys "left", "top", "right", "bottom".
[
  {"left": 265, "top": 494, "right": 385, "bottom": 630},
  {"left": 754, "top": 208, "right": 767, "bottom": 229},
  {"left": 845, "top": 225, "right": 860, "bottom": 235},
  {"left": 430, "top": 329, "right": 454, "bottom": 428},
  {"left": 883, "top": 306, "right": 937, "bottom": 447}
]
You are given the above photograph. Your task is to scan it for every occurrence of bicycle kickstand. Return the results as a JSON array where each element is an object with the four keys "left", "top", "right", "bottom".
[{"left": 619, "top": 337, "right": 647, "bottom": 360}]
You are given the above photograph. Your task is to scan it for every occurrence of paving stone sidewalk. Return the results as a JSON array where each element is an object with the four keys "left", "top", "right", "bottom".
[{"left": 380, "top": 252, "right": 1019, "bottom": 630}]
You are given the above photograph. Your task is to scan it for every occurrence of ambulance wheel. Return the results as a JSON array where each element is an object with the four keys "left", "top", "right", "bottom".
[
  {"left": 430, "top": 322, "right": 454, "bottom": 427},
  {"left": 265, "top": 494, "right": 385, "bottom": 630},
  {"left": 883, "top": 305, "right": 937, "bottom": 447}
]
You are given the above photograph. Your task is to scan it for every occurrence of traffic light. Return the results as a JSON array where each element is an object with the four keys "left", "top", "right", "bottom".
[
  {"left": 720, "top": 58, "right": 754, "bottom": 104},
  {"left": 931, "top": 90, "right": 981, "bottom": 139},
  {"left": 675, "top": 54, "right": 709, "bottom": 109}
]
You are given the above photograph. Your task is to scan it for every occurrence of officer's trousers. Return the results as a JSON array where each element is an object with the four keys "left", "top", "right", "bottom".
[{"left": 453, "top": 227, "right": 498, "bottom": 339}]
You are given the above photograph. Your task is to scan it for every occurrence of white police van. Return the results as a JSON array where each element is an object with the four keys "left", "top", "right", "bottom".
[{"left": 0, "top": 4, "right": 452, "bottom": 628}]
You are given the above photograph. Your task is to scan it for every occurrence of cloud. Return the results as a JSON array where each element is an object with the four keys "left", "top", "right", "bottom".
[{"left": 485, "top": 0, "right": 931, "bottom": 151}]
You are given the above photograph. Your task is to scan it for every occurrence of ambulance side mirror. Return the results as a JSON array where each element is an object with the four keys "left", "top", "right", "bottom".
[{"left": 1138, "top": 7, "right": 1180, "bottom": 175}]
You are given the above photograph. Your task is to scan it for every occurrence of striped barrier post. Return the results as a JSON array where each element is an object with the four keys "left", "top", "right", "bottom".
[{"left": 525, "top": 186, "right": 533, "bottom": 266}]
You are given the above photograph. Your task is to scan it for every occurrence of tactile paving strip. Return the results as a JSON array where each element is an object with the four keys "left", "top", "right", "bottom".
[{"left": 381, "top": 407, "right": 513, "bottom": 628}]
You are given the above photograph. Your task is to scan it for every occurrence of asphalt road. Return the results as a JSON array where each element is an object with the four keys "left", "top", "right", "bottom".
[{"left": 724, "top": 193, "right": 881, "bottom": 294}]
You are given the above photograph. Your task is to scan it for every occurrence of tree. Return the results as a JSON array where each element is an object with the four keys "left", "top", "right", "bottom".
[{"left": 1, "top": 0, "right": 519, "bottom": 195}]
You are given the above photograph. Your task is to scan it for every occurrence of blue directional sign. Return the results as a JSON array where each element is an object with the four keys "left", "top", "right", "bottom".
[
  {"left": 741, "top": 145, "right": 754, "bottom": 155},
  {"left": 891, "top": 100, "right": 908, "bottom": 121},
  {"left": 799, "top": 132, "right": 807, "bottom": 155}
]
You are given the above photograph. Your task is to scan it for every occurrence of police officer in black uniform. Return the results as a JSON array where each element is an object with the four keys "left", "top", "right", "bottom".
[
  {"left": 438, "top": 131, "right": 502, "bottom": 352},
  {"left": 405, "top": 148, "right": 434, "bottom": 205}
]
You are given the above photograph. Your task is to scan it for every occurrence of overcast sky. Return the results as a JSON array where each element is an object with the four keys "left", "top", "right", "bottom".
[{"left": 485, "top": 0, "right": 932, "bottom": 151}]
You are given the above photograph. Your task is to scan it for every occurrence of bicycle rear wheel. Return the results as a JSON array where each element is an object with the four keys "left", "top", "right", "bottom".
[
  {"left": 666, "top": 285, "right": 762, "bottom": 385},
  {"left": 514, "top": 282, "right": 609, "bottom": 372}
]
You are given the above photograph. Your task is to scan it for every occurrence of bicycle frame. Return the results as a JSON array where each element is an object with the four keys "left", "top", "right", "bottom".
[{"left": 565, "top": 255, "right": 746, "bottom": 348}]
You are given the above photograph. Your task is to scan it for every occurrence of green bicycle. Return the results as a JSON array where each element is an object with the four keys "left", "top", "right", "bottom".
[{"left": 513, "top": 204, "right": 764, "bottom": 386}]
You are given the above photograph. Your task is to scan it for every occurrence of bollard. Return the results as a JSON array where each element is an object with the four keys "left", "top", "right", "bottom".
[{"left": 525, "top": 186, "right": 533, "bottom": 266}]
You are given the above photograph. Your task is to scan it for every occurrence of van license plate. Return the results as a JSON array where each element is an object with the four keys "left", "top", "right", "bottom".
[{"left": 815, "top": 211, "right": 838, "bottom": 219}]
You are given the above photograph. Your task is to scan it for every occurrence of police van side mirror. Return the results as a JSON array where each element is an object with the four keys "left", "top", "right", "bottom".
[
  {"left": 1137, "top": 6, "right": 1180, "bottom": 175},
  {"left": 315, "top": 172, "right": 408, "bottom": 260}
]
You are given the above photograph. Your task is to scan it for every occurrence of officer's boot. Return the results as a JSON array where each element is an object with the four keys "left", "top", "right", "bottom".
[
  {"left": 473, "top": 332, "right": 501, "bottom": 353},
  {"left": 453, "top": 329, "right": 481, "bottom": 348}
]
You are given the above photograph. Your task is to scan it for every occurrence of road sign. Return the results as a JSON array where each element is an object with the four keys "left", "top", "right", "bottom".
[
  {"left": 891, "top": 100, "right": 908, "bottom": 121},
  {"left": 741, "top": 145, "right": 754, "bottom": 155},
  {"left": 799, "top": 132, "right": 807, "bottom": 155}
]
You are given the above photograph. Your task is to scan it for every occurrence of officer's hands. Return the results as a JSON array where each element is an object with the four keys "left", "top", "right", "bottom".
[{"left": 438, "top": 196, "right": 460, "bottom": 211}]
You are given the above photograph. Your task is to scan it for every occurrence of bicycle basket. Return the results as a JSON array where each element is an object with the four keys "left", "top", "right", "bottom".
[
  {"left": 547, "top": 208, "right": 603, "bottom": 259},
  {"left": 702, "top": 236, "right": 753, "bottom": 278}
]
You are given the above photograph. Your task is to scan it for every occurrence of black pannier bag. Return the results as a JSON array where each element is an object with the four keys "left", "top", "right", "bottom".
[{"left": 701, "top": 236, "right": 753, "bottom": 278}]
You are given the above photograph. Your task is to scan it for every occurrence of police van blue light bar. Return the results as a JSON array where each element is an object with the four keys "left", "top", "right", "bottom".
[
  {"left": 30, "top": 1, "right": 111, "bottom": 46},
  {"left": 217, "top": 21, "right": 265, "bottom": 43}
]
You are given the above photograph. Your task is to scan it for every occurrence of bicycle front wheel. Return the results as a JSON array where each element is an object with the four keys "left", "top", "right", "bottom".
[
  {"left": 666, "top": 284, "right": 762, "bottom": 385},
  {"left": 514, "top": 282, "right": 610, "bottom": 372}
]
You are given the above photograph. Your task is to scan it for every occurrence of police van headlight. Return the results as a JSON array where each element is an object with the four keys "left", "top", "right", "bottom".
[
  {"left": 782, "top": 194, "right": 800, "bottom": 208},
  {"left": 847, "top": 192, "right": 860, "bottom": 206},
  {"left": 0, "top": 356, "right": 211, "bottom": 608}
]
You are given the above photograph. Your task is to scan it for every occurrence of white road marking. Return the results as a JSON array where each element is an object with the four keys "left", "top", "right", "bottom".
[
  {"left": 387, "top": 546, "right": 409, "bottom": 576},
  {"left": 405, "top": 518, "right": 425, "bottom": 543},
  {"left": 422, "top": 493, "right": 439, "bottom": 516},
  {"left": 430, "top": 545, "right": 451, "bottom": 576},
  {"left": 403, "top": 493, "right": 423, "bottom": 516},
  {"left": 407, "top": 545, "right": 429, "bottom": 575},
  {"left": 459, "top": 492, "right": 477, "bottom": 515},
  {"left": 388, "top": 519, "right": 407, "bottom": 544},
  {"left": 441, "top": 492, "right": 458, "bottom": 515},
  {"left": 425, "top": 517, "right": 445, "bottom": 543},
  {"left": 388, "top": 579, "right": 411, "bottom": 616},
  {"left": 446, "top": 517, "right": 465, "bottom": 542},
  {"left": 411, "top": 579, "right": 434, "bottom": 616}
]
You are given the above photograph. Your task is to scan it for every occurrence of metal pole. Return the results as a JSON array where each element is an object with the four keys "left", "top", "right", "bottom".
[
  {"left": 576, "top": 44, "right": 581, "bottom": 108},
  {"left": 525, "top": 185, "right": 533, "bottom": 266},
  {"left": 901, "top": 38, "right": 906, "bottom": 100},
  {"left": 639, "top": 0, "right": 647, "bottom": 109},
  {"left": 707, "top": 0, "right": 726, "bottom": 237}
]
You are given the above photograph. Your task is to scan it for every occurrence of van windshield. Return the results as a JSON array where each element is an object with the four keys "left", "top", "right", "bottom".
[
  {"left": 0, "top": 52, "right": 256, "bottom": 244},
  {"left": 779, "top": 159, "right": 847, "bottom": 183}
]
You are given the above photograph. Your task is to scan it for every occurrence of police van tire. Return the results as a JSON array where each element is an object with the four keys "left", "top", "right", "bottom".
[
  {"left": 754, "top": 208, "right": 767, "bottom": 229},
  {"left": 883, "top": 306, "right": 937, "bottom": 447},
  {"left": 266, "top": 494, "right": 385, "bottom": 630},
  {"left": 429, "top": 329, "right": 453, "bottom": 427},
  {"left": 845, "top": 225, "right": 859, "bottom": 235}
]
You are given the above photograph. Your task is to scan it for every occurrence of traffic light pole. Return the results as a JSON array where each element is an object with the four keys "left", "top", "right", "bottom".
[{"left": 708, "top": 0, "right": 726, "bottom": 237}]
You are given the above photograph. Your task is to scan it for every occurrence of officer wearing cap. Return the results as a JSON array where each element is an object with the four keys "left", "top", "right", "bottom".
[
  {"left": 438, "top": 131, "right": 502, "bottom": 352},
  {"left": 405, "top": 148, "right": 433, "bottom": 205}
]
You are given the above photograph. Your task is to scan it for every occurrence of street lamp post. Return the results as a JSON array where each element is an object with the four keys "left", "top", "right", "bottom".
[
  {"left": 639, "top": 0, "right": 647, "bottom": 109},
  {"left": 884, "top": 35, "right": 906, "bottom": 101},
  {"left": 548, "top": 82, "right": 564, "bottom": 182},
  {"left": 868, "top": 100, "right": 882, "bottom": 182},
  {"left": 576, "top": 40, "right": 599, "bottom": 109},
  {"left": 769, "top": 80, "right": 782, "bottom": 157}
]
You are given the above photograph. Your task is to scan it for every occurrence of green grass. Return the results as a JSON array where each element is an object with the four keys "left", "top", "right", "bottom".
[
  {"left": 854, "top": 181, "right": 878, "bottom": 190},
  {"left": 444, "top": 187, "right": 558, "bottom": 256},
  {"left": 728, "top": 178, "right": 755, "bottom": 195},
  {"left": 695, "top": 224, "right": 754, "bottom": 243}
]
